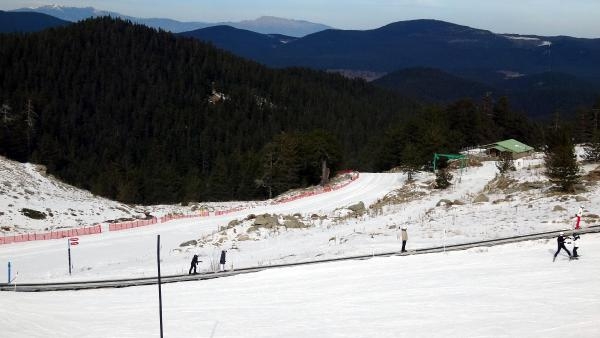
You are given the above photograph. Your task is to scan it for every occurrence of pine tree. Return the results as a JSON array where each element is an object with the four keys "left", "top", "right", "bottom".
[
  {"left": 584, "top": 106, "right": 600, "bottom": 162},
  {"left": 23, "top": 99, "right": 37, "bottom": 155},
  {"left": 270, "top": 133, "right": 302, "bottom": 195},
  {"left": 434, "top": 157, "right": 453, "bottom": 189},
  {"left": 435, "top": 169, "right": 453, "bottom": 189},
  {"left": 400, "top": 143, "right": 421, "bottom": 181},
  {"left": 545, "top": 128, "right": 581, "bottom": 192},
  {"left": 496, "top": 152, "right": 515, "bottom": 174},
  {"left": 258, "top": 142, "right": 276, "bottom": 199},
  {"left": 584, "top": 129, "right": 600, "bottom": 162},
  {"left": 0, "top": 103, "right": 12, "bottom": 124},
  {"left": 299, "top": 130, "right": 342, "bottom": 186}
]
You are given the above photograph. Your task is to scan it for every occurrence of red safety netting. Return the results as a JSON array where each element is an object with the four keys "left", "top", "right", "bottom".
[
  {"left": 109, "top": 210, "right": 211, "bottom": 232},
  {"left": 214, "top": 207, "right": 246, "bottom": 216},
  {"left": 273, "top": 172, "right": 359, "bottom": 204},
  {"left": 108, "top": 217, "right": 158, "bottom": 231},
  {"left": 0, "top": 224, "right": 102, "bottom": 245}
]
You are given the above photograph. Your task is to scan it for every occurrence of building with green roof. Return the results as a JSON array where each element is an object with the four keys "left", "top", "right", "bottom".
[{"left": 484, "top": 139, "right": 534, "bottom": 159}]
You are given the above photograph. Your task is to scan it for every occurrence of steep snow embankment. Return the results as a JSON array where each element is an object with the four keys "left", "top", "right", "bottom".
[
  {"left": 0, "top": 156, "right": 144, "bottom": 233},
  {"left": 0, "top": 156, "right": 248, "bottom": 235}
]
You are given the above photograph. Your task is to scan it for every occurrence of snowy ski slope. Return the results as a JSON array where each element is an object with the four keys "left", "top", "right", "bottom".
[{"left": 1, "top": 234, "right": 599, "bottom": 337}]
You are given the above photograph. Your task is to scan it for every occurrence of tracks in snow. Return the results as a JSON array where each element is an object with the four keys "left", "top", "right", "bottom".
[{"left": 2, "top": 226, "right": 597, "bottom": 292}]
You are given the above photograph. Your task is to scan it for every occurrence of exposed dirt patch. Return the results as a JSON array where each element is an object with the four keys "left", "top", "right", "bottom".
[
  {"left": 483, "top": 175, "right": 519, "bottom": 193},
  {"left": 583, "top": 165, "right": 600, "bottom": 182},
  {"left": 370, "top": 182, "right": 428, "bottom": 211},
  {"left": 448, "top": 156, "right": 483, "bottom": 169}
]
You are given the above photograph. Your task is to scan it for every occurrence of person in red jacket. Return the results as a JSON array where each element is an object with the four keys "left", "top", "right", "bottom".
[{"left": 574, "top": 205, "right": 583, "bottom": 230}]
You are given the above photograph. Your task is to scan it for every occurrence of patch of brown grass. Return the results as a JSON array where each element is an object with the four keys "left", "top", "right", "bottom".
[{"left": 583, "top": 165, "right": 600, "bottom": 182}]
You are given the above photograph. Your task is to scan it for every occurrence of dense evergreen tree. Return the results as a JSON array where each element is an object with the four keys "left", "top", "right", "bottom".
[
  {"left": 544, "top": 127, "right": 581, "bottom": 192},
  {"left": 434, "top": 157, "right": 453, "bottom": 189},
  {"left": 577, "top": 100, "right": 600, "bottom": 161},
  {"left": 584, "top": 130, "right": 600, "bottom": 162},
  {"left": 399, "top": 143, "right": 420, "bottom": 181},
  {"left": 496, "top": 152, "right": 515, "bottom": 174}
]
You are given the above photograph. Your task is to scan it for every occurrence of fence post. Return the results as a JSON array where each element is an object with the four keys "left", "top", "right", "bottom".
[
  {"left": 68, "top": 239, "right": 72, "bottom": 275},
  {"left": 157, "top": 235, "right": 164, "bottom": 338}
]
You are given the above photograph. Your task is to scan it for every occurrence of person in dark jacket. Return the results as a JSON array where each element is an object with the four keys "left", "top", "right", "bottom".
[
  {"left": 189, "top": 254, "right": 200, "bottom": 274},
  {"left": 219, "top": 250, "right": 227, "bottom": 271},
  {"left": 553, "top": 232, "right": 572, "bottom": 262}
]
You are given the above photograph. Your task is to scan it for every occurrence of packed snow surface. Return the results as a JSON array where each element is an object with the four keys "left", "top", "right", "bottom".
[{"left": 1, "top": 235, "right": 600, "bottom": 337}]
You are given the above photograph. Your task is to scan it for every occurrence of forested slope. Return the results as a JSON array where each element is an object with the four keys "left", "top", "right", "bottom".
[{"left": 0, "top": 18, "right": 415, "bottom": 203}]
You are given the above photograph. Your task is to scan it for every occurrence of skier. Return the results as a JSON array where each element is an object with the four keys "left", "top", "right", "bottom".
[
  {"left": 575, "top": 205, "right": 583, "bottom": 230},
  {"left": 553, "top": 232, "right": 572, "bottom": 262},
  {"left": 571, "top": 232, "right": 581, "bottom": 259},
  {"left": 400, "top": 226, "right": 408, "bottom": 253},
  {"left": 219, "top": 250, "right": 227, "bottom": 271},
  {"left": 189, "top": 254, "right": 200, "bottom": 275}
]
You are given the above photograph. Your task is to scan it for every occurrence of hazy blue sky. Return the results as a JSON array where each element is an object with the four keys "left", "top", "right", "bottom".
[{"left": 2, "top": 0, "right": 599, "bottom": 37}]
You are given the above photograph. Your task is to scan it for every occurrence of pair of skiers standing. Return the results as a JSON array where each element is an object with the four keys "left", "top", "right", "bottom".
[
  {"left": 188, "top": 249, "right": 227, "bottom": 274},
  {"left": 553, "top": 232, "right": 580, "bottom": 262}
]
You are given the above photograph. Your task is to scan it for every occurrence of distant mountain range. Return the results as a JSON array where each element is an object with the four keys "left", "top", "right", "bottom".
[
  {"left": 181, "top": 19, "right": 600, "bottom": 82},
  {"left": 178, "top": 19, "right": 600, "bottom": 116},
  {"left": 373, "top": 67, "right": 600, "bottom": 117},
  {"left": 0, "top": 10, "right": 69, "bottom": 32},
  {"left": 10, "top": 5, "right": 332, "bottom": 36}
]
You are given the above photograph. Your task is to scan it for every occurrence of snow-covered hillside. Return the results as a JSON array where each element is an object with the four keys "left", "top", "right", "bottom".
[
  {"left": 0, "top": 156, "right": 143, "bottom": 232},
  {"left": 0, "top": 155, "right": 249, "bottom": 234},
  {"left": 1, "top": 150, "right": 599, "bottom": 283}
]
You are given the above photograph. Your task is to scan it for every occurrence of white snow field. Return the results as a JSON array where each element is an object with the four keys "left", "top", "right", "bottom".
[
  {"left": 1, "top": 150, "right": 600, "bottom": 337},
  {"left": 0, "top": 170, "right": 407, "bottom": 282},
  {"left": 1, "top": 235, "right": 600, "bottom": 338}
]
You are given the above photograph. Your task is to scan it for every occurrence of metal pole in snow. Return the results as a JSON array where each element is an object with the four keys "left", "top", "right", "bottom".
[
  {"left": 68, "top": 239, "right": 72, "bottom": 275},
  {"left": 7, "top": 261, "right": 10, "bottom": 283},
  {"left": 157, "top": 235, "right": 164, "bottom": 338},
  {"left": 443, "top": 228, "right": 446, "bottom": 253}
]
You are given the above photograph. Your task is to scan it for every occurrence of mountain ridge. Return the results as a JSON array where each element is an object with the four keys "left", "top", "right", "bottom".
[
  {"left": 0, "top": 10, "right": 70, "bottom": 33},
  {"left": 11, "top": 5, "right": 332, "bottom": 36},
  {"left": 182, "top": 18, "right": 600, "bottom": 77}
]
